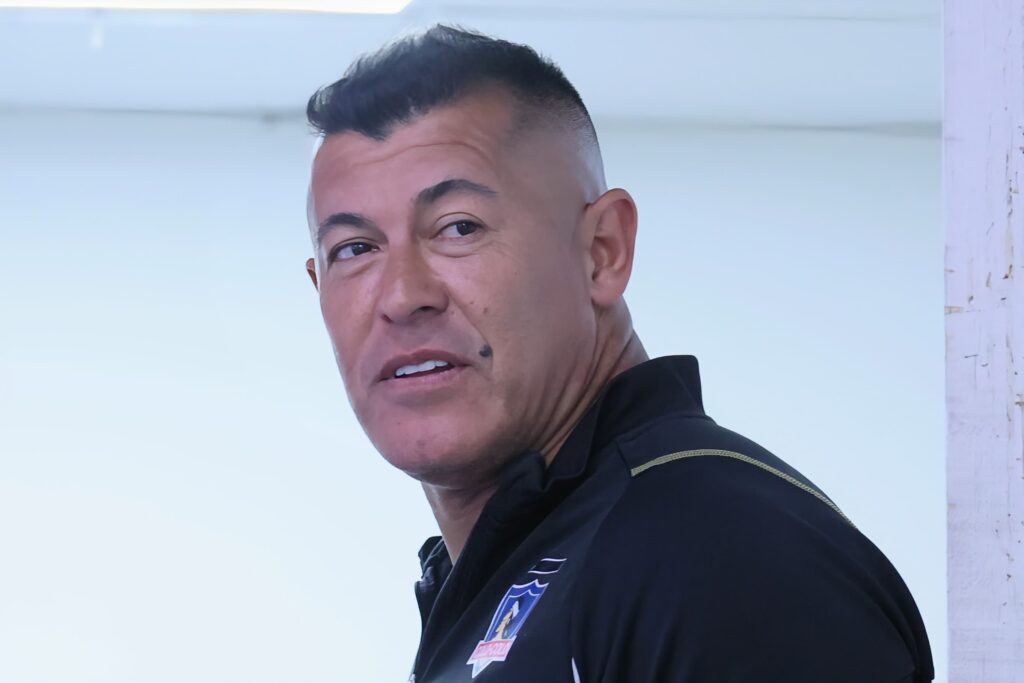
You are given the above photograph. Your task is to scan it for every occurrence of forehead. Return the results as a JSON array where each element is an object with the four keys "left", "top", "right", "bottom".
[{"left": 310, "top": 93, "right": 521, "bottom": 204}]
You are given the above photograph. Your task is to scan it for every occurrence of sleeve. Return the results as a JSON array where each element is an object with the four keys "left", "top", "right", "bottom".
[{"left": 568, "top": 458, "right": 929, "bottom": 683}]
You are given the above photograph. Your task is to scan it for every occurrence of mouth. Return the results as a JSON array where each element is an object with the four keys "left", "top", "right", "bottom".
[
  {"left": 379, "top": 350, "right": 470, "bottom": 383},
  {"left": 393, "top": 359, "right": 456, "bottom": 379}
]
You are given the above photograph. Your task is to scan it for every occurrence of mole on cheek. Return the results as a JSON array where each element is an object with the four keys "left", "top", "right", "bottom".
[{"left": 479, "top": 344, "right": 493, "bottom": 358}]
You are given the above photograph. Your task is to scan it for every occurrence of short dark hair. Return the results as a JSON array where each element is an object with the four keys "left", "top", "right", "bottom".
[{"left": 306, "top": 24, "right": 597, "bottom": 143}]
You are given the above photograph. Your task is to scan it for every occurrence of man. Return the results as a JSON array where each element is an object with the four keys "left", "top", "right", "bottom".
[{"left": 303, "top": 25, "right": 933, "bottom": 683}]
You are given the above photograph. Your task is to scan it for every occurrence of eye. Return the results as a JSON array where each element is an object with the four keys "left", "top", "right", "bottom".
[
  {"left": 438, "top": 220, "right": 482, "bottom": 238},
  {"left": 330, "top": 241, "right": 377, "bottom": 261}
]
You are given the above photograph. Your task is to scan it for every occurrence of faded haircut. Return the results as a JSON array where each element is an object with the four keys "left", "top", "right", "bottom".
[{"left": 306, "top": 24, "right": 598, "bottom": 147}]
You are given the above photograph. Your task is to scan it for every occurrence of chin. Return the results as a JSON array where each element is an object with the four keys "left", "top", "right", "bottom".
[{"left": 367, "top": 413, "right": 518, "bottom": 487}]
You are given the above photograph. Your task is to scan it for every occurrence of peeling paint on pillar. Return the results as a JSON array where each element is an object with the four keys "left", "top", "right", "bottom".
[{"left": 946, "top": 0, "right": 1024, "bottom": 679}]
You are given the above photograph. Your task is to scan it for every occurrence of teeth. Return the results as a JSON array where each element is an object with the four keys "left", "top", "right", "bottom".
[{"left": 394, "top": 359, "right": 450, "bottom": 378}]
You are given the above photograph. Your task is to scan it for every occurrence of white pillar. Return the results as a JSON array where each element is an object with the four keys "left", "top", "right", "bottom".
[{"left": 945, "top": 0, "right": 1024, "bottom": 680}]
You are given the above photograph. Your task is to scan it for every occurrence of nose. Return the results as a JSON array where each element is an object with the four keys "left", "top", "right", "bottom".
[{"left": 376, "top": 242, "right": 449, "bottom": 325}]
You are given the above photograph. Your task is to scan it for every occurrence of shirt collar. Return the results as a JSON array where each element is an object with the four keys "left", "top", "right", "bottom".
[{"left": 544, "top": 354, "right": 705, "bottom": 485}]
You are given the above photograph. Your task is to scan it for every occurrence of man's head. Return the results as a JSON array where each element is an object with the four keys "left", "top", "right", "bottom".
[{"left": 306, "top": 25, "right": 640, "bottom": 489}]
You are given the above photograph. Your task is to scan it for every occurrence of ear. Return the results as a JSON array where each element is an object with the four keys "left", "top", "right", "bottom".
[
  {"left": 306, "top": 257, "right": 319, "bottom": 290},
  {"left": 583, "top": 188, "right": 638, "bottom": 307}
]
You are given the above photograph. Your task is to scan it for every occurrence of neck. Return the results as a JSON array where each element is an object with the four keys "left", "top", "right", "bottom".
[
  {"left": 422, "top": 482, "right": 498, "bottom": 562},
  {"left": 538, "top": 329, "right": 648, "bottom": 467},
  {"left": 424, "top": 324, "right": 649, "bottom": 563}
]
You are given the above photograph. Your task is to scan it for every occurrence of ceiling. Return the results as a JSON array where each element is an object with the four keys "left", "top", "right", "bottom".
[{"left": 0, "top": 0, "right": 940, "bottom": 127}]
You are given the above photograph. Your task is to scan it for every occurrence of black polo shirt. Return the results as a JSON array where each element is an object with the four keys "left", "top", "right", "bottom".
[{"left": 409, "top": 355, "right": 933, "bottom": 682}]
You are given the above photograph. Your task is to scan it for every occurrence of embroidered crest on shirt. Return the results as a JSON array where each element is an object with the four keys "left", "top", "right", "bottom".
[{"left": 466, "top": 558, "right": 566, "bottom": 678}]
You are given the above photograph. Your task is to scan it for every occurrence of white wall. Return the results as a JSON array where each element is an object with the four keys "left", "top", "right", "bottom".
[{"left": 0, "top": 111, "right": 944, "bottom": 682}]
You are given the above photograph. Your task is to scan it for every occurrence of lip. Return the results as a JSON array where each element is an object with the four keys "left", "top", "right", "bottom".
[{"left": 378, "top": 349, "right": 471, "bottom": 383}]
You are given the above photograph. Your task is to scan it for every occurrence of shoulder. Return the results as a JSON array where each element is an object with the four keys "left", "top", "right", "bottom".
[
  {"left": 617, "top": 412, "right": 833, "bottom": 501},
  {"left": 600, "top": 413, "right": 856, "bottom": 544},
  {"left": 590, "top": 413, "right": 866, "bottom": 601},
  {"left": 592, "top": 414, "right": 914, "bottom": 610},
  {"left": 567, "top": 415, "right": 931, "bottom": 682}
]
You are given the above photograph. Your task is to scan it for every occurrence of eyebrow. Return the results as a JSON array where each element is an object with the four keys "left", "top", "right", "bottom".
[
  {"left": 316, "top": 211, "right": 374, "bottom": 247},
  {"left": 316, "top": 177, "right": 497, "bottom": 247},
  {"left": 415, "top": 178, "right": 497, "bottom": 207}
]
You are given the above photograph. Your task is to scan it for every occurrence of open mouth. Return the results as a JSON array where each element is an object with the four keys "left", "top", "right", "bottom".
[{"left": 391, "top": 359, "right": 457, "bottom": 380}]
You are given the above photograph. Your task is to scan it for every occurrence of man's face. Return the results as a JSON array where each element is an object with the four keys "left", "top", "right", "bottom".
[{"left": 308, "top": 92, "right": 599, "bottom": 486}]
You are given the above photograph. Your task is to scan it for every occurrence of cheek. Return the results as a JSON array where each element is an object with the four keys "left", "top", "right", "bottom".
[
  {"left": 319, "top": 279, "right": 375, "bottom": 383},
  {"left": 519, "top": 239, "right": 590, "bottom": 320},
  {"left": 457, "top": 237, "right": 591, "bottom": 353}
]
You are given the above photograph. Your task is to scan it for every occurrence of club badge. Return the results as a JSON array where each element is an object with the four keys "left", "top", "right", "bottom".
[
  {"left": 466, "top": 579, "right": 548, "bottom": 678},
  {"left": 466, "top": 558, "right": 566, "bottom": 678}
]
